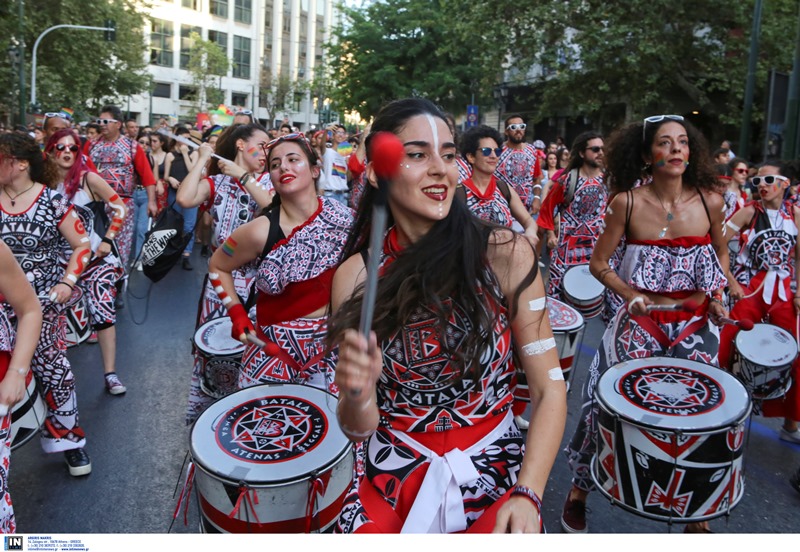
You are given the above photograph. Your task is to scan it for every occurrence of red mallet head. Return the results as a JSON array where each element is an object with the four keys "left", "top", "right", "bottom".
[
  {"left": 369, "top": 131, "right": 405, "bottom": 180},
  {"left": 737, "top": 318, "right": 755, "bottom": 331}
]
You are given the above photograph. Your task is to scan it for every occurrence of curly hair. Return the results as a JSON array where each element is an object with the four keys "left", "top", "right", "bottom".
[
  {"left": 0, "top": 131, "right": 59, "bottom": 186},
  {"left": 458, "top": 124, "right": 503, "bottom": 162},
  {"left": 325, "top": 98, "right": 538, "bottom": 384},
  {"left": 604, "top": 118, "right": 716, "bottom": 194}
]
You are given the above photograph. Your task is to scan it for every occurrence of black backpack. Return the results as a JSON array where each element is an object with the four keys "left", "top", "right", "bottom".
[{"left": 140, "top": 205, "right": 192, "bottom": 282}]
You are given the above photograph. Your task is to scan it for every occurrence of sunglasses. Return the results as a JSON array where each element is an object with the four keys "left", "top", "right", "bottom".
[
  {"left": 735, "top": 168, "right": 749, "bottom": 174},
  {"left": 265, "top": 132, "right": 312, "bottom": 154},
  {"left": 751, "top": 175, "right": 789, "bottom": 187},
  {"left": 95, "top": 118, "right": 118, "bottom": 125},
  {"left": 44, "top": 112, "right": 72, "bottom": 121},
  {"left": 479, "top": 147, "right": 503, "bottom": 157},
  {"left": 642, "top": 114, "right": 684, "bottom": 141},
  {"left": 54, "top": 144, "right": 80, "bottom": 153},
  {"left": 506, "top": 123, "right": 526, "bottom": 131},
  {"left": 585, "top": 146, "right": 603, "bottom": 153},
  {"left": 235, "top": 110, "right": 253, "bottom": 115}
]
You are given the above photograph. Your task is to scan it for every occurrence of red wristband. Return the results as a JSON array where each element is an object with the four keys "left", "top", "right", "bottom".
[{"left": 228, "top": 303, "right": 254, "bottom": 341}]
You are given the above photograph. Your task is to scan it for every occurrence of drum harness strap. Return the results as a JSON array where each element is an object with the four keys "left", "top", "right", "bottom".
[{"left": 628, "top": 309, "right": 708, "bottom": 352}]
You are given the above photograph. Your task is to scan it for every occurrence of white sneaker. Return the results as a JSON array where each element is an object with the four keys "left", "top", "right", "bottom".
[
  {"left": 779, "top": 428, "right": 800, "bottom": 444},
  {"left": 514, "top": 415, "right": 530, "bottom": 430}
]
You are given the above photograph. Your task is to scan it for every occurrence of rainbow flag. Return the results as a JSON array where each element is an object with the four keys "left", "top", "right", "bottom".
[{"left": 60, "top": 107, "right": 74, "bottom": 119}]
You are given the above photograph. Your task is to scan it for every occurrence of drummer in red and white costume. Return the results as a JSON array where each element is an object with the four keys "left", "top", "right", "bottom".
[
  {"left": 495, "top": 115, "right": 543, "bottom": 215},
  {"left": 0, "top": 241, "right": 42, "bottom": 532},
  {"left": 328, "top": 98, "right": 566, "bottom": 534},
  {"left": 208, "top": 132, "right": 353, "bottom": 394},
  {"left": 719, "top": 161, "right": 800, "bottom": 443},
  {"left": 537, "top": 132, "right": 607, "bottom": 300},
  {"left": 0, "top": 132, "right": 94, "bottom": 475},
  {"left": 458, "top": 125, "right": 538, "bottom": 246},
  {"left": 560, "top": 116, "right": 728, "bottom": 534},
  {"left": 177, "top": 123, "right": 275, "bottom": 424}
]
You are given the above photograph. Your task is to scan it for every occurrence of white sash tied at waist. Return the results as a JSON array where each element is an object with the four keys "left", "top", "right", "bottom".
[
  {"left": 390, "top": 410, "right": 514, "bottom": 534},
  {"left": 762, "top": 267, "right": 790, "bottom": 305}
]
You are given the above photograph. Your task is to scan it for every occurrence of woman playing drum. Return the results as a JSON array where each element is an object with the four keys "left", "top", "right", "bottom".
[
  {"left": 207, "top": 132, "right": 353, "bottom": 394},
  {"left": 0, "top": 241, "right": 42, "bottom": 531},
  {"left": 560, "top": 115, "right": 728, "bottom": 534},
  {"left": 719, "top": 161, "right": 800, "bottom": 443},
  {"left": 45, "top": 129, "right": 128, "bottom": 395},
  {"left": 0, "top": 132, "right": 93, "bottom": 476},
  {"left": 327, "top": 98, "right": 566, "bottom": 533},
  {"left": 177, "top": 123, "right": 274, "bottom": 424}
]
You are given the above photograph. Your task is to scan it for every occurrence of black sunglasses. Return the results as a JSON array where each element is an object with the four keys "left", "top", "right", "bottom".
[
  {"left": 479, "top": 147, "right": 503, "bottom": 157},
  {"left": 55, "top": 144, "right": 80, "bottom": 153},
  {"left": 585, "top": 146, "right": 603, "bottom": 153}
]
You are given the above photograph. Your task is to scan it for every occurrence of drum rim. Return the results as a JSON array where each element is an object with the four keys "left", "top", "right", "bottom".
[
  {"left": 595, "top": 357, "right": 753, "bottom": 430},
  {"left": 735, "top": 323, "right": 798, "bottom": 367},
  {"left": 562, "top": 265, "right": 605, "bottom": 299},
  {"left": 194, "top": 316, "right": 246, "bottom": 354},
  {"left": 547, "top": 297, "right": 586, "bottom": 332},
  {"left": 10, "top": 379, "right": 45, "bottom": 451}
]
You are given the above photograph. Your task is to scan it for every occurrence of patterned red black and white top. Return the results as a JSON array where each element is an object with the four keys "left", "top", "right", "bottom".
[
  {"left": 461, "top": 176, "right": 513, "bottom": 228},
  {"left": 733, "top": 200, "right": 798, "bottom": 286},
  {"left": 494, "top": 143, "right": 541, "bottom": 211}
]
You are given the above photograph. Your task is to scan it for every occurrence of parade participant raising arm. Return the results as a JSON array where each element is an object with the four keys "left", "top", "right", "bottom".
[
  {"left": 327, "top": 98, "right": 566, "bottom": 534},
  {"left": 207, "top": 132, "right": 353, "bottom": 393},
  {"left": 0, "top": 241, "right": 42, "bottom": 532},
  {"left": 45, "top": 129, "right": 128, "bottom": 395},
  {"left": 560, "top": 115, "right": 727, "bottom": 534}
]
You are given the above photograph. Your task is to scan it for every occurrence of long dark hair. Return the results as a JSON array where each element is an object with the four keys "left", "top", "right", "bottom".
[
  {"left": 604, "top": 118, "right": 716, "bottom": 194},
  {"left": 0, "top": 131, "right": 58, "bottom": 186},
  {"left": 260, "top": 133, "right": 321, "bottom": 215},
  {"left": 44, "top": 129, "right": 89, "bottom": 200},
  {"left": 326, "top": 98, "right": 538, "bottom": 383},
  {"left": 208, "top": 123, "right": 267, "bottom": 177}
]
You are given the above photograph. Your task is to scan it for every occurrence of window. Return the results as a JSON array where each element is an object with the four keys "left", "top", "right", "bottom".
[
  {"left": 234, "top": 0, "right": 252, "bottom": 24},
  {"left": 180, "top": 25, "right": 201, "bottom": 69},
  {"left": 178, "top": 85, "right": 198, "bottom": 100},
  {"left": 231, "top": 92, "right": 248, "bottom": 107},
  {"left": 208, "top": 30, "right": 228, "bottom": 55},
  {"left": 232, "top": 35, "right": 251, "bottom": 79},
  {"left": 182, "top": 0, "right": 199, "bottom": 10},
  {"left": 210, "top": 0, "right": 228, "bottom": 18},
  {"left": 150, "top": 19, "right": 174, "bottom": 67},
  {"left": 152, "top": 82, "right": 171, "bottom": 98}
]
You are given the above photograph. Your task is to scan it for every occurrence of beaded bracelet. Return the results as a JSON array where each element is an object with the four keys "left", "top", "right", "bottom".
[{"left": 510, "top": 485, "right": 544, "bottom": 532}]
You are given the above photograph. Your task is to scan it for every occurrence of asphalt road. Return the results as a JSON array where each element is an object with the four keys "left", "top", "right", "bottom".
[{"left": 8, "top": 247, "right": 800, "bottom": 535}]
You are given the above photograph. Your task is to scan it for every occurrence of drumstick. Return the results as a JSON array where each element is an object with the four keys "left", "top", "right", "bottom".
[
  {"left": 645, "top": 299, "right": 700, "bottom": 312},
  {"left": 354, "top": 132, "right": 404, "bottom": 398},
  {"left": 245, "top": 331, "right": 281, "bottom": 356},
  {"left": 718, "top": 317, "right": 755, "bottom": 331},
  {"left": 156, "top": 128, "right": 226, "bottom": 161}
]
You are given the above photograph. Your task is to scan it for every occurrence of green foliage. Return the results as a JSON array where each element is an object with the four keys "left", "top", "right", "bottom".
[
  {"left": 259, "top": 70, "right": 310, "bottom": 124},
  {"left": 0, "top": 0, "right": 151, "bottom": 120},
  {"left": 184, "top": 31, "right": 230, "bottom": 116}
]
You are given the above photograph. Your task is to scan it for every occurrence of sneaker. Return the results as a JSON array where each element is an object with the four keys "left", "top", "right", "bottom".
[
  {"left": 779, "top": 427, "right": 800, "bottom": 443},
  {"left": 200, "top": 245, "right": 211, "bottom": 258},
  {"left": 514, "top": 414, "right": 530, "bottom": 430},
  {"left": 64, "top": 448, "right": 92, "bottom": 477},
  {"left": 104, "top": 373, "right": 127, "bottom": 395},
  {"left": 561, "top": 495, "right": 588, "bottom": 533},
  {"left": 86, "top": 331, "right": 98, "bottom": 344},
  {"left": 181, "top": 257, "right": 193, "bottom": 271}
]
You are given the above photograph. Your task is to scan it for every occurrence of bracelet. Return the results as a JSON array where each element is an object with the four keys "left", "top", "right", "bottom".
[
  {"left": 101, "top": 237, "right": 113, "bottom": 245},
  {"left": 510, "top": 485, "right": 544, "bottom": 532},
  {"left": 56, "top": 281, "right": 74, "bottom": 291},
  {"left": 240, "top": 173, "right": 251, "bottom": 186},
  {"left": 710, "top": 297, "right": 724, "bottom": 306},
  {"left": 8, "top": 367, "right": 27, "bottom": 377},
  {"left": 627, "top": 296, "right": 645, "bottom": 311}
]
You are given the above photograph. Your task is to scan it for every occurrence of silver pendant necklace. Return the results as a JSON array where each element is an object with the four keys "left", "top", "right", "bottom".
[{"left": 653, "top": 187, "right": 683, "bottom": 239}]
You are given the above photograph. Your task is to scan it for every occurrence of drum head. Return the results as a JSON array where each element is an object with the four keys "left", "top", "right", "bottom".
[
  {"left": 735, "top": 323, "right": 797, "bottom": 368},
  {"left": 190, "top": 384, "right": 349, "bottom": 485},
  {"left": 596, "top": 357, "right": 751, "bottom": 432},
  {"left": 547, "top": 297, "right": 585, "bottom": 332},
  {"left": 194, "top": 317, "right": 246, "bottom": 356},
  {"left": 563, "top": 265, "right": 604, "bottom": 302}
]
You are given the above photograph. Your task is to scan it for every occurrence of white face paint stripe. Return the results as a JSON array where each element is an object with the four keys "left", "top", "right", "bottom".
[
  {"left": 222, "top": 296, "right": 233, "bottom": 305},
  {"left": 425, "top": 113, "right": 439, "bottom": 153},
  {"left": 80, "top": 237, "right": 89, "bottom": 243},
  {"left": 529, "top": 298, "right": 546, "bottom": 311},
  {"left": 548, "top": 367, "right": 565, "bottom": 381},
  {"left": 521, "top": 338, "right": 556, "bottom": 356},
  {"left": 66, "top": 274, "right": 77, "bottom": 283},
  {"left": 726, "top": 220, "right": 740, "bottom": 233},
  {"left": 110, "top": 203, "right": 125, "bottom": 215},
  {"left": 209, "top": 272, "right": 219, "bottom": 279}
]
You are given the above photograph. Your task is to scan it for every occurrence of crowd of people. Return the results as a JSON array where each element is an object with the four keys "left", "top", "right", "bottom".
[{"left": 1, "top": 100, "right": 800, "bottom": 535}]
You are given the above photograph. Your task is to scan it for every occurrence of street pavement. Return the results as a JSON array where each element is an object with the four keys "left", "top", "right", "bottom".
[{"left": 8, "top": 247, "right": 800, "bottom": 535}]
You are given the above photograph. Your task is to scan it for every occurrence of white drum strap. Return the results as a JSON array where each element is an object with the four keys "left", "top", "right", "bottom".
[{"left": 392, "top": 410, "right": 514, "bottom": 534}]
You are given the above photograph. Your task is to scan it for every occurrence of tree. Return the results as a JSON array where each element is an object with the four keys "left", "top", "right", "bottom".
[
  {"left": 326, "top": 0, "right": 504, "bottom": 119},
  {"left": 184, "top": 32, "right": 229, "bottom": 116},
  {"left": 259, "top": 70, "right": 310, "bottom": 126},
  {"left": 0, "top": 0, "right": 151, "bottom": 120}
]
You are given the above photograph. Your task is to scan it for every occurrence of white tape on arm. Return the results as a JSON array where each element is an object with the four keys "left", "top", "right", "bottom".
[
  {"left": 528, "top": 297, "right": 546, "bottom": 311},
  {"left": 548, "top": 367, "right": 565, "bottom": 381},
  {"left": 726, "top": 220, "right": 740, "bottom": 233},
  {"left": 521, "top": 338, "right": 556, "bottom": 356}
]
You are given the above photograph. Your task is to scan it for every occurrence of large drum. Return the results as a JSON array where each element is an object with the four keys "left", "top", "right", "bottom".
[
  {"left": 193, "top": 317, "right": 245, "bottom": 400},
  {"left": 190, "top": 383, "right": 353, "bottom": 533},
  {"left": 10, "top": 371, "right": 46, "bottom": 450},
  {"left": 733, "top": 323, "right": 796, "bottom": 401},
  {"left": 562, "top": 265, "right": 605, "bottom": 318},
  {"left": 514, "top": 297, "right": 586, "bottom": 403},
  {"left": 64, "top": 287, "right": 90, "bottom": 348},
  {"left": 591, "top": 357, "right": 751, "bottom": 523}
]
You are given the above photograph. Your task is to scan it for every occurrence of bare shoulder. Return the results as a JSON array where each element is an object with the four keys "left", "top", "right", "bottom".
[
  {"left": 332, "top": 252, "right": 367, "bottom": 311},
  {"left": 699, "top": 188, "right": 724, "bottom": 210},
  {"left": 487, "top": 229, "right": 537, "bottom": 294}
]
